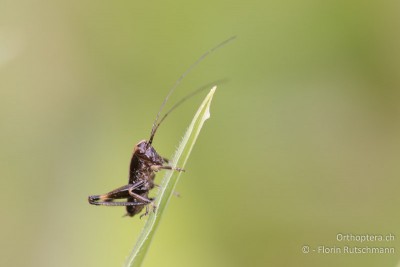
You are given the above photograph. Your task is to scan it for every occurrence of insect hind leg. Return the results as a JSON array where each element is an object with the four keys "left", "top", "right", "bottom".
[
  {"left": 128, "top": 188, "right": 157, "bottom": 216},
  {"left": 88, "top": 195, "right": 148, "bottom": 206},
  {"left": 88, "top": 181, "right": 146, "bottom": 206}
]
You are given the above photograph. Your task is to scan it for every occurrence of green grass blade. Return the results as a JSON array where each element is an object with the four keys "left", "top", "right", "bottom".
[{"left": 124, "top": 86, "right": 217, "bottom": 267}]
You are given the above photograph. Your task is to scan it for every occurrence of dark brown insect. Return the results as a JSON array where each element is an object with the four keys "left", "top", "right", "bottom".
[
  {"left": 88, "top": 36, "right": 235, "bottom": 217},
  {"left": 88, "top": 139, "right": 182, "bottom": 217}
]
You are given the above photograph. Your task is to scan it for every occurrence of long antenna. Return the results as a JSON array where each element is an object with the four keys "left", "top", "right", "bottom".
[
  {"left": 148, "top": 36, "right": 236, "bottom": 145},
  {"left": 149, "top": 79, "right": 227, "bottom": 142}
]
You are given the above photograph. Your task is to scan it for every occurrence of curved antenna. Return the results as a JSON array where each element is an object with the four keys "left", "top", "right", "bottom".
[
  {"left": 149, "top": 79, "right": 227, "bottom": 143},
  {"left": 148, "top": 36, "right": 236, "bottom": 145}
]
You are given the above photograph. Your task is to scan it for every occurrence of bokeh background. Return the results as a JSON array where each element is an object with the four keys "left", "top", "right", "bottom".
[{"left": 1, "top": 1, "right": 400, "bottom": 267}]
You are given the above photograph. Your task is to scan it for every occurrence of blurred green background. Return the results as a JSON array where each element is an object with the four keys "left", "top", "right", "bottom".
[{"left": 1, "top": 1, "right": 400, "bottom": 267}]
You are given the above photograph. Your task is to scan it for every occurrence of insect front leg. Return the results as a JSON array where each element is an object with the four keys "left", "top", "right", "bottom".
[{"left": 150, "top": 165, "right": 185, "bottom": 172}]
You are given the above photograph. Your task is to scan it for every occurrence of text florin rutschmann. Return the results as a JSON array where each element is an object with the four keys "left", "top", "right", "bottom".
[
  {"left": 317, "top": 245, "right": 394, "bottom": 254},
  {"left": 302, "top": 233, "right": 396, "bottom": 255}
]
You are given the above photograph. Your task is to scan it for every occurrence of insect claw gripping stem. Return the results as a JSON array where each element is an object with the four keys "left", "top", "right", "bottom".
[
  {"left": 174, "top": 167, "right": 185, "bottom": 172},
  {"left": 154, "top": 184, "right": 181, "bottom": 197},
  {"left": 150, "top": 165, "right": 185, "bottom": 172},
  {"left": 140, "top": 201, "right": 157, "bottom": 219}
]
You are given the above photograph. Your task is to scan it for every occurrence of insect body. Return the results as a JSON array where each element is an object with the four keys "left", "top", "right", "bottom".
[
  {"left": 88, "top": 140, "right": 181, "bottom": 217},
  {"left": 88, "top": 36, "right": 235, "bottom": 217}
]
